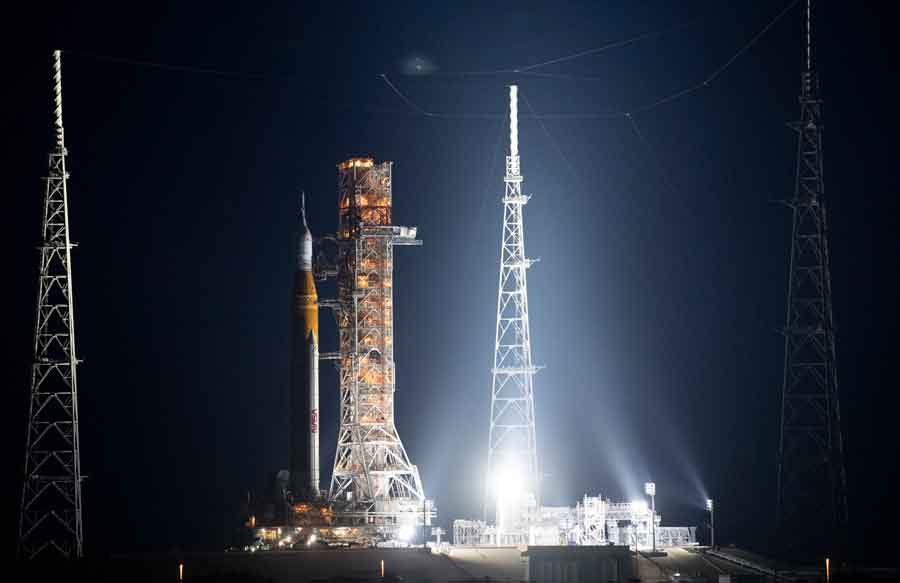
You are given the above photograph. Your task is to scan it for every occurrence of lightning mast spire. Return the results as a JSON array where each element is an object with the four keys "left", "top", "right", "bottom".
[
  {"left": 484, "top": 86, "right": 540, "bottom": 539},
  {"left": 18, "top": 50, "right": 85, "bottom": 560},
  {"left": 776, "top": 0, "right": 848, "bottom": 559}
]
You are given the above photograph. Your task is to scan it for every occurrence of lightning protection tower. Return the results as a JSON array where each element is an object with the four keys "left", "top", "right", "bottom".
[
  {"left": 18, "top": 50, "right": 85, "bottom": 560},
  {"left": 484, "top": 85, "right": 540, "bottom": 535},
  {"left": 776, "top": 0, "right": 849, "bottom": 560},
  {"left": 329, "top": 157, "right": 429, "bottom": 534}
]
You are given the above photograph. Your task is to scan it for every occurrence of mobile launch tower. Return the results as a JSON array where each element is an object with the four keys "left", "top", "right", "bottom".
[
  {"left": 328, "top": 158, "right": 431, "bottom": 534},
  {"left": 250, "top": 159, "right": 432, "bottom": 544}
]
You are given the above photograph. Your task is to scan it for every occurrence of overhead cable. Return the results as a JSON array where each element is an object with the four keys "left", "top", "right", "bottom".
[{"left": 382, "top": 0, "right": 800, "bottom": 120}]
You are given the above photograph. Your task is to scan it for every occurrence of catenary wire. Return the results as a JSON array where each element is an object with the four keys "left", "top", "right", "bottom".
[
  {"left": 379, "top": 73, "right": 433, "bottom": 117},
  {"left": 381, "top": 0, "right": 800, "bottom": 120},
  {"left": 70, "top": 50, "right": 292, "bottom": 80},
  {"left": 520, "top": 93, "right": 578, "bottom": 182},
  {"left": 475, "top": 116, "right": 510, "bottom": 245},
  {"left": 66, "top": 0, "right": 799, "bottom": 123},
  {"left": 626, "top": 113, "right": 679, "bottom": 196},
  {"left": 67, "top": 50, "right": 406, "bottom": 115},
  {"left": 515, "top": 17, "right": 698, "bottom": 73},
  {"left": 428, "top": 16, "right": 699, "bottom": 78}
]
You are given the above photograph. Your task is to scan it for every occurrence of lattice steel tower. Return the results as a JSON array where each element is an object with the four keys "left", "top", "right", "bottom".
[
  {"left": 485, "top": 86, "right": 540, "bottom": 524},
  {"left": 329, "top": 158, "right": 427, "bottom": 525},
  {"left": 776, "top": 0, "right": 848, "bottom": 558},
  {"left": 18, "top": 50, "right": 84, "bottom": 560}
]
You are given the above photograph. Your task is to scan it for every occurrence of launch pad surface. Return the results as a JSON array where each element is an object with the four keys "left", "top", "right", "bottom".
[{"left": 87, "top": 546, "right": 824, "bottom": 582}]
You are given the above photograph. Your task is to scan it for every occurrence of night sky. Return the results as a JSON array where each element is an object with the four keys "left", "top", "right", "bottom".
[{"left": 2, "top": 0, "right": 898, "bottom": 563}]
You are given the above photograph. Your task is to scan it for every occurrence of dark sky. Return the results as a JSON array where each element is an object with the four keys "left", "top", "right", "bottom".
[{"left": 2, "top": 0, "right": 897, "bottom": 563}]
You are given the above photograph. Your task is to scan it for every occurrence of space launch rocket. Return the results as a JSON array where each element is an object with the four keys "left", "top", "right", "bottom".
[{"left": 290, "top": 195, "right": 320, "bottom": 500}]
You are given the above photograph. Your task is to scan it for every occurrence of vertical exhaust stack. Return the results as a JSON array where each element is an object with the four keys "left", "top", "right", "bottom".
[{"left": 290, "top": 194, "right": 320, "bottom": 500}]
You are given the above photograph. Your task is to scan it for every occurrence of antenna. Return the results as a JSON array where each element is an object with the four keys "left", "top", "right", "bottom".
[
  {"left": 509, "top": 85, "right": 518, "bottom": 158},
  {"left": 805, "top": 0, "right": 813, "bottom": 73},
  {"left": 52, "top": 50, "right": 64, "bottom": 148}
]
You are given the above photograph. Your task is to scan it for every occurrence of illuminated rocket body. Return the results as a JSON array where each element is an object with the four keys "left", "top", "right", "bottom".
[{"left": 290, "top": 200, "right": 320, "bottom": 499}]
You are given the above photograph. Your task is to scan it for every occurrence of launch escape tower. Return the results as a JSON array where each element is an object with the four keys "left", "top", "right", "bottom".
[
  {"left": 18, "top": 50, "right": 85, "bottom": 560},
  {"left": 485, "top": 85, "right": 540, "bottom": 534},
  {"left": 328, "top": 158, "right": 429, "bottom": 527},
  {"left": 776, "top": 0, "right": 848, "bottom": 558}
]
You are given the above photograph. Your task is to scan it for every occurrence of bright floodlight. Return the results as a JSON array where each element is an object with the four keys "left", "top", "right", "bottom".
[
  {"left": 493, "top": 464, "right": 525, "bottom": 535},
  {"left": 398, "top": 524, "right": 414, "bottom": 542},
  {"left": 644, "top": 482, "right": 656, "bottom": 496},
  {"left": 706, "top": 498, "right": 714, "bottom": 511},
  {"left": 492, "top": 465, "right": 523, "bottom": 498}
]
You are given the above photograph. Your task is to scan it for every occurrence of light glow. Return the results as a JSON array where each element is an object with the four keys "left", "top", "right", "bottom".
[
  {"left": 398, "top": 524, "right": 414, "bottom": 541},
  {"left": 644, "top": 482, "right": 656, "bottom": 496},
  {"left": 492, "top": 464, "right": 525, "bottom": 534},
  {"left": 492, "top": 465, "right": 524, "bottom": 497}
]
